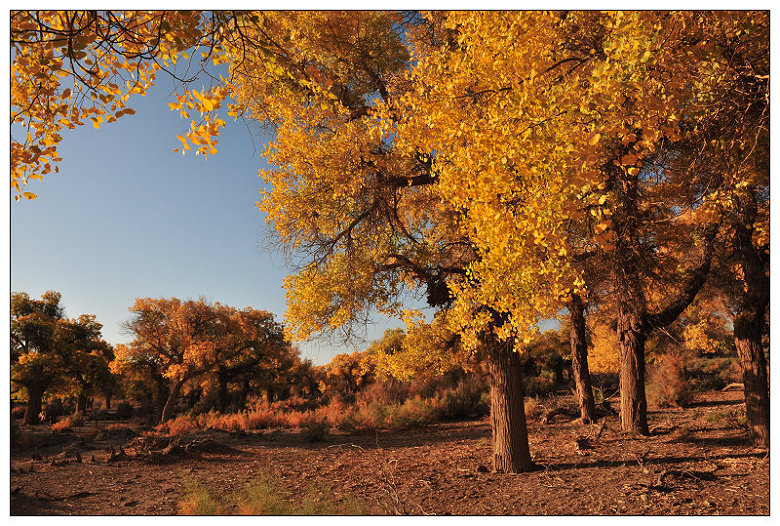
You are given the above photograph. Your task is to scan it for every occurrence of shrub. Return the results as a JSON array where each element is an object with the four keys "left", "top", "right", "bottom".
[
  {"left": 298, "top": 416, "right": 330, "bottom": 442},
  {"left": 115, "top": 401, "right": 134, "bottom": 419},
  {"left": 43, "top": 399, "right": 66, "bottom": 421},
  {"left": 246, "top": 407, "right": 286, "bottom": 429},
  {"left": 647, "top": 354, "right": 694, "bottom": 408},
  {"left": 391, "top": 397, "right": 437, "bottom": 429},
  {"left": 68, "top": 412, "right": 85, "bottom": 427},
  {"left": 335, "top": 411, "right": 359, "bottom": 433},
  {"left": 524, "top": 398, "right": 545, "bottom": 421},
  {"left": 52, "top": 417, "right": 73, "bottom": 432},
  {"left": 178, "top": 479, "right": 229, "bottom": 515},
  {"left": 161, "top": 415, "right": 199, "bottom": 436},
  {"left": 725, "top": 407, "right": 748, "bottom": 432},
  {"left": 525, "top": 374, "right": 556, "bottom": 397}
]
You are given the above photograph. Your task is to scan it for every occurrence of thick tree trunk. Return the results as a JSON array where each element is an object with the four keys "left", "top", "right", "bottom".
[
  {"left": 239, "top": 379, "right": 250, "bottom": 409},
  {"left": 731, "top": 210, "right": 770, "bottom": 447},
  {"left": 160, "top": 379, "right": 185, "bottom": 424},
  {"left": 23, "top": 381, "right": 44, "bottom": 425},
  {"left": 76, "top": 393, "right": 88, "bottom": 414},
  {"left": 612, "top": 166, "right": 650, "bottom": 435},
  {"left": 486, "top": 336, "right": 535, "bottom": 473},
  {"left": 734, "top": 317, "right": 769, "bottom": 446},
  {"left": 569, "top": 294, "right": 597, "bottom": 424},
  {"left": 618, "top": 323, "right": 649, "bottom": 435},
  {"left": 217, "top": 371, "right": 229, "bottom": 413}
]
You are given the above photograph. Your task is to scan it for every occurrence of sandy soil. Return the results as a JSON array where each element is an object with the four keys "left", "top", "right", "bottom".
[{"left": 10, "top": 389, "right": 768, "bottom": 515}]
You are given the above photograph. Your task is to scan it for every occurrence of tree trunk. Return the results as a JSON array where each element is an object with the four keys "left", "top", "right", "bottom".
[
  {"left": 217, "top": 371, "right": 229, "bottom": 413},
  {"left": 76, "top": 393, "right": 88, "bottom": 414},
  {"left": 618, "top": 308, "right": 649, "bottom": 435},
  {"left": 160, "top": 379, "right": 185, "bottom": 424},
  {"left": 239, "top": 379, "right": 250, "bottom": 409},
  {"left": 23, "top": 381, "right": 44, "bottom": 425},
  {"left": 486, "top": 336, "right": 535, "bottom": 473},
  {"left": 734, "top": 317, "right": 769, "bottom": 446},
  {"left": 612, "top": 166, "right": 650, "bottom": 435},
  {"left": 731, "top": 208, "right": 770, "bottom": 447},
  {"left": 155, "top": 378, "right": 170, "bottom": 417},
  {"left": 569, "top": 294, "right": 597, "bottom": 424},
  {"left": 104, "top": 393, "right": 112, "bottom": 410}
]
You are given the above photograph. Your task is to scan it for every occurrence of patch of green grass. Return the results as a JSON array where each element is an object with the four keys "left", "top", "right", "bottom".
[
  {"left": 178, "top": 479, "right": 229, "bottom": 515},
  {"left": 703, "top": 411, "right": 727, "bottom": 426},
  {"left": 178, "top": 470, "right": 368, "bottom": 515}
]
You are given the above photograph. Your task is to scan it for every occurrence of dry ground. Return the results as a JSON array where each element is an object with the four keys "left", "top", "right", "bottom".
[{"left": 10, "top": 389, "right": 768, "bottom": 515}]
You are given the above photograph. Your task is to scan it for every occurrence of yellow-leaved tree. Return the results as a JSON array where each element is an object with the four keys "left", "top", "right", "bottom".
[
  {"left": 398, "top": 11, "right": 767, "bottom": 438},
  {"left": 13, "top": 9, "right": 769, "bottom": 454}
]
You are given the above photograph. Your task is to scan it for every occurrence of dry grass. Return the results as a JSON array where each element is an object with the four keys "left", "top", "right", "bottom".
[{"left": 178, "top": 471, "right": 367, "bottom": 515}]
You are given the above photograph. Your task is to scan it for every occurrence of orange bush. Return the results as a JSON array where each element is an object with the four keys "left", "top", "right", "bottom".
[
  {"left": 161, "top": 415, "right": 199, "bottom": 436},
  {"left": 51, "top": 418, "right": 72, "bottom": 432}
]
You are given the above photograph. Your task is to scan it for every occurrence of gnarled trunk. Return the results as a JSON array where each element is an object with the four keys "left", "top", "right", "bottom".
[
  {"left": 486, "top": 336, "right": 535, "bottom": 473},
  {"left": 569, "top": 294, "right": 597, "bottom": 424}
]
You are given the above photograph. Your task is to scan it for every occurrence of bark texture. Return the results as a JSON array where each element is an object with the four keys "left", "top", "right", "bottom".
[
  {"left": 76, "top": 393, "right": 88, "bottom": 414},
  {"left": 569, "top": 294, "right": 597, "bottom": 424},
  {"left": 23, "top": 381, "right": 44, "bottom": 425},
  {"left": 731, "top": 215, "right": 770, "bottom": 446},
  {"left": 734, "top": 317, "right": 769, "bottom": 446},
  {"left": 486, "top": 336, "right": 535, "bottom": 473},
  {"left": 618, "top": 321, "right": 649, "bottom": 435},
  {"left": 217, "top": 371, "right": 229, "bottom": 413},
  {"left": 160, "top": 379, "right": 184, "bottom": 423}
]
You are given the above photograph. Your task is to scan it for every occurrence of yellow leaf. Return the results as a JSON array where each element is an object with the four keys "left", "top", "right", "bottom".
[{"left": 589, "top": 133, "right": 601, "bottom": 146}]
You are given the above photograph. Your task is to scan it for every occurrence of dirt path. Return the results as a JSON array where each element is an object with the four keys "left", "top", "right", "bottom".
[{"left": 10, "top": 390, "right": 768, "bottom": 515}]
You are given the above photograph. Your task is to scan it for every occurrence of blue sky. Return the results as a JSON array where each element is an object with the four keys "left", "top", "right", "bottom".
[{"left": 9, "top": 73, "right": 403, "bottom": 365}]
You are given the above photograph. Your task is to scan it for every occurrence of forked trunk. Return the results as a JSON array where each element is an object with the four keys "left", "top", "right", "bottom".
[
  {"left": 486, "top": 336, "right": 535, "bottom": 473},
  {"left": 569, "top": 294, "right": 597, "bottom": 424},
  {"left": 734, "top": 315, "right": 770, "bottom": 446}
]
